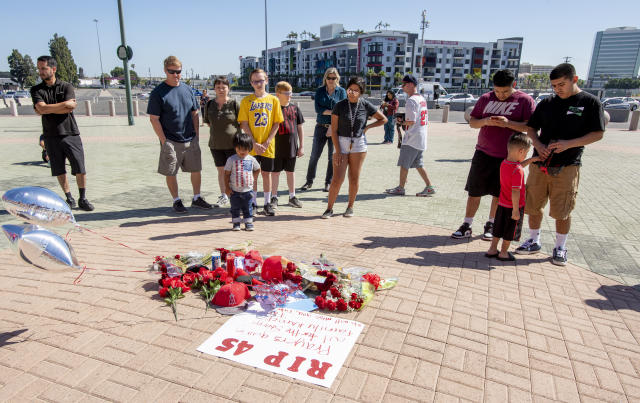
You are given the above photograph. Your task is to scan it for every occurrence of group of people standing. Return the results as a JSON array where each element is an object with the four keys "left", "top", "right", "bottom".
[
  {"left": 30, "top": 53, "right": 604, "bottom": 267},
  {"left": 451, "top": 64, "right": 604, "bottom": 266}
]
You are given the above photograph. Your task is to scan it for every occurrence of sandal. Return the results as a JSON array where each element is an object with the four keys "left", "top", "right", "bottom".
[{"left": 497, "top": 252, "right": 516, "bottom": 261}]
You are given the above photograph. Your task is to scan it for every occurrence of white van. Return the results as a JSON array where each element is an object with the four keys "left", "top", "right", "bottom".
[{"left": 392, "top": 82, "right": 447, "bottom": 102}]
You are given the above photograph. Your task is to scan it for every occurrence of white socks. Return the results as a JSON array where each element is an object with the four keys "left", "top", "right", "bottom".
[
  {"left": 487, "top": 217, "right": 495, "bottom": 224},
  {"left": 555, "top": 233, "right": 568, "bottom": 250},
  {"left": 173, "top": 196, "right": 181, "bottom": 202},
  {"left": 464, "top": 217, "right": 473, "bottom": 225},
  {"left": 264, "top": 192, "right": 271, "bottom": 205},
  {"left": 530, "top": 229, "right": 541, "bottom": 244},
  {"left": 289, "top": 191, "right": 296, "bottom": 198},
  {"left": 193, "top": 193, "right": 201, "bottom": 201}
]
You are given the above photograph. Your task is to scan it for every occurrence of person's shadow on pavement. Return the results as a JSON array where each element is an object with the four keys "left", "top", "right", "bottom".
[{"left": 584, "top": 284, "right": 640, "bottom": 312}]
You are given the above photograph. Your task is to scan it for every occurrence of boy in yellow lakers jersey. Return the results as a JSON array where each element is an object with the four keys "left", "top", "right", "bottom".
[{"left": 238, "top": 69, "right": 284, "bottom": 216}]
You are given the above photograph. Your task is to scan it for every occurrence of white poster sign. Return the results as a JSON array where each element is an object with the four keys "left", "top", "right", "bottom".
[{"left": 197, "top": 308, "right": 364, "bottom": 388}]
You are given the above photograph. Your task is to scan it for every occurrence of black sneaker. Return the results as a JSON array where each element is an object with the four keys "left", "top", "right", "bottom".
[
  {"left": 451, "top": 222, "right": 472, "bottom": 239},
  {"left": 191, "top": 196, "right": 212, "bottom": 209},
  {"left": 270, "top": 196, "right": 279, "bottom": 209},
  {"left": 263, "top": 203, "right": 275, "bottom": 216},
  {"left": 552, "top": 247, "right": 568, "bottom": 266},
  {"left": 515, "top": 239, "right": 542, "bottom": 255},
  {"left": 482, "top": 221, "right": 493, "bottom": 241},
  {"left": 66, "top": 197, "right": 77, "bottom": 209},
  {"left": 288, "top": 196, "right": 302, "bottom": 208},
  {"left": 232, "top": 223, "right": 241, "bottom": 231},
  {"left": 299, "top": 182, "right": 313, "bottom": 191},
  {"left": 78, "top": 198, "right": 94, "bottom": 211},
  {"left": 173, "top": 199, "right": 187, "bottom": 213}
]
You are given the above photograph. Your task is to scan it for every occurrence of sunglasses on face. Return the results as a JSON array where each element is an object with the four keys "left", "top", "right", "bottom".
[
  {"left": 167, "top": 69, "right": 182, "bottom": 75},
  {"left": 347, "top": 88, "right": 360, "bottom": 94},
  {"left": 326, "top": 76, "right": 338, "bottom": 80}
]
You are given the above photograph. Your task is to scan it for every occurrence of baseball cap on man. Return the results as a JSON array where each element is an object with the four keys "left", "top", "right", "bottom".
[{"left": 402, "top": 75, "right": 418, "bottom": 86}]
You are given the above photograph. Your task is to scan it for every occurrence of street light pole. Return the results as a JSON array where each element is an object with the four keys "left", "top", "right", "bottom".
[
  {"left": 117, "top": 0, "right": 134, "bottom": 126},
  {"left": 264, "top": 0, "right": 269, "bottom": 92},
  {"left": 93, "top": 19, "right": 105, "bottom": 89}
]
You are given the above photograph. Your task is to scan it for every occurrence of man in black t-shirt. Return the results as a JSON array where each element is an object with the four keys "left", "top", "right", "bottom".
[
  {"left": 515, "top": 63, "right": 605, "bottom": 266},
  {"left": 31, "top": 56, "right": 94, "bottom": 211}
]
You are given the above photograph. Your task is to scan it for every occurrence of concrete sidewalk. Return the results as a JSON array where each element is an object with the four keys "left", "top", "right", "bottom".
[{"left": 0, "top": 116, "right": 639, "bottom": 402}]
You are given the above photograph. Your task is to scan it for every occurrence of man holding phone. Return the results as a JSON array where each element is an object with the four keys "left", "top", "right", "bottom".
[{"left": 451, "top": 69, "right": 535, "bottom": 240}]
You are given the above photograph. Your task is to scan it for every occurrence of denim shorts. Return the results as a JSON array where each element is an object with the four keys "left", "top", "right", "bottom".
[{"left": 338, "top": 135, "right": 367, "bottom": 154}]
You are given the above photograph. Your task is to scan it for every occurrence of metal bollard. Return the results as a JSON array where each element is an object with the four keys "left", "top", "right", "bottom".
[
  {"left": 630, "top": 110, "right": 640, "bottom": 131},
  {"left": 442, "top": 105, "right": 449, "bottom": 123},
  {"left": 84, "top": 100, "right": 92, "bottom": 116},
  {"left": 133, "top": 100, "right": 139, "bottom": 116},
  {"left": 10, "top": 100, "right": 18, "bottom": 116},
  {"left": 109, "top": 100, "right": 116, "bottom": 116}
]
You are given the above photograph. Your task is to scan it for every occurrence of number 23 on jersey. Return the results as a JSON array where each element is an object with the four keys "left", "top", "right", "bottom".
[{"left": 254, "top": 112, "right": 269, "bottom": 127}]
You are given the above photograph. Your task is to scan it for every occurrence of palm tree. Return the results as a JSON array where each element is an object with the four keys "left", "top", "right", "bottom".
[
  {"left": 394, "top": 71, "right": 403, "bottom": 86},
  {"left": 378, "top": 70, "right": 388, "bottom": 88}
]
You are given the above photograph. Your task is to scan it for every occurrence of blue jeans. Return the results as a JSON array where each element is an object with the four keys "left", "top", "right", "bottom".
[
  {"left": 383, "top": 115, "right": 395, "bottom": 143},
  {"left": 305, "top": 124, "right": 333, "bottom": 185},
  {"left": 230, "top": 191, "right": 253, "bottom": 223}
]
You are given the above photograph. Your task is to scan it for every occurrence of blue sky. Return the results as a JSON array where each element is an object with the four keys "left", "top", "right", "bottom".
[{"left": 2, "top": 0, "right": 638, "bottom": 80}]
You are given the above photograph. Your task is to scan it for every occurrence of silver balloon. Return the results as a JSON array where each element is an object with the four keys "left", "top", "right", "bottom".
[
  {"left": 2, "top": 187, "right": 75, "bottom": 227},
  {"left": 1, "top": 225, "right": 80, "bottom": 271},
  {"left": 1, "top": 224, "right": 38, "bottom": 249}
]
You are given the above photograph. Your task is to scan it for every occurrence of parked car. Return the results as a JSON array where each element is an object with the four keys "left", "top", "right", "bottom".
[
  {"left": 448, "top": 93, "right": 476, "bottom": 106},
  {"left": 613, "top": 97, "right": 639, "bottom": 111},
  {"left": 535, "top": 93, "right": 552, "bottom": 104},
  {"left": 435, "top": 94, "right": 455, "bottom": 108},
  {"left": 602, "top": 98, "right": 632, "bottom": 110},
  {"left": 14, "top": 91, "right": 30, "bottom": 99},
  {"left": 4, "top": 91, "right": 16, "bottom": 98},
  {"left": 299, "top": 91, "right": 315, "bottom": 99},
  {"left": 136, "top": 92, "right": 150, "bottom": 100}
]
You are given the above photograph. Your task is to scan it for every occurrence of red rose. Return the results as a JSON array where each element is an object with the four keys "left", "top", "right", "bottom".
[
  {"left": 351, "top": 293, "right": 358, "bottom": 299},
  {"left": 315, "top": 296, "right": 326, "bottom": 309},
  {"left": 174, "top": 254, "right": 181, "bottom": 259},
  {"left": 354, "top": 301, "right": 362, "bottom": 309},
  {"left": 182, "top": 272, "right": 197, "bottom": 286},
  {"left": 326, "top": 300, "right": 337, "bottom": 311},
  {"left": 316, "top": 282, "right": 329, "bottom": 292},
  {"left": 326, "top": 273, "right": 337, "bottom": 283},
  {"left": 330, "top": 287, "right": 341, "bottom": 298},
  {"left": 363, "top": 273, "right": 381, "bottom": 290},
  {"left": 321, "top": 291, "right": 327, "bottom": 298},
  {"left": 159, "top": 287, "right": 169, "bottom": 297},
  {"left": 336, "top": 299, "right": 348, "bottom": 311}
]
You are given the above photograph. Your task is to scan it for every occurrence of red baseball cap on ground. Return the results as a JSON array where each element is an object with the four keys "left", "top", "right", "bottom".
[{"left": 212, "top": 282, "right": 251, "bottom": 307}]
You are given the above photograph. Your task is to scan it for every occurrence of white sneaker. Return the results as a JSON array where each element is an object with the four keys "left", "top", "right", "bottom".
[{"left": 215, "top": 194, "right": 229, "bottom": 207}]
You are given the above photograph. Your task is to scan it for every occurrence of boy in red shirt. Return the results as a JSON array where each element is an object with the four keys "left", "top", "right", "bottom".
[{"left": 486, "top": 133, "right": 539, "bottom": 261}]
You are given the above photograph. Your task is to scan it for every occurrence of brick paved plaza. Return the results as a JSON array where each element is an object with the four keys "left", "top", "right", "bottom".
[{"left": 0, "top": 111, "right": 639, "bottom": 401}]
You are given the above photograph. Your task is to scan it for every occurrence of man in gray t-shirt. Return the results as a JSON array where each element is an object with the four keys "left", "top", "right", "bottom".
[{"left": 148, "top": 56, "right": 212, "bottom": 213}]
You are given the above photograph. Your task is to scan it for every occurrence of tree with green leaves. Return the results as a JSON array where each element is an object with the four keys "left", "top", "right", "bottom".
[
  {"left": 604, "top": 77, "right": 640, "bottom": 89},
  {"left": 110, "top": 66, "right": 139, "bottom": 85},
  {"left": 48, "top": 33, "right": 79, "bottom": 85},
  {"left": 394, "top": 71, "right": 403, "bottom": 86},
  {"left": 7, "top": 49, "right": 38, "bottom": 89}
]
